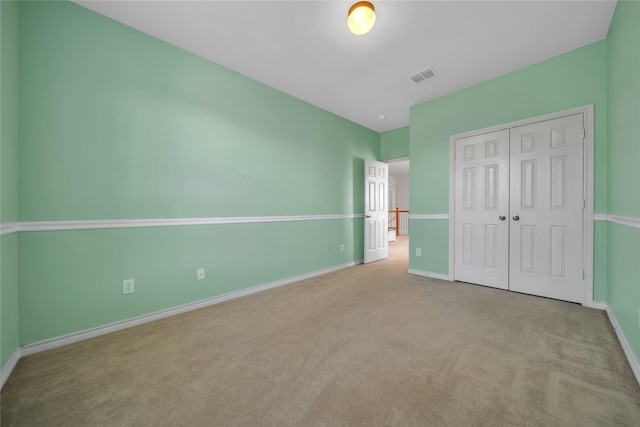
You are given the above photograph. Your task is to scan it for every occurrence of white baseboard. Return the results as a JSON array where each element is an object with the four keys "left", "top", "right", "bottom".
[
  {"left": 1, "top": 348, "right": 22, "bottom": 389},
  {"left": 591, "top": 301, "right": 608, "bottom": 311},
  {"left": 19, "top": 260, "right": 361, "bottom": 358},
  {"left": 407, "top": 268, "right": 453, "bottom": 281},
  {"left": 596, "top": 302, "right": 640, "bottom": 387}
]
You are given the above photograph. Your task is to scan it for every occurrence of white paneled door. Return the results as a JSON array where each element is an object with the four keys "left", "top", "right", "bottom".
[
  {"left": 509, "top": 115, "right": 584, "bottom": 302},
  {"left": 454, "top": 130, "right": 510, "bottom": 289},
  {"left": 454, "top": 114, "right": 585, "bottom": 303},
  {"left": 364, "top": 160, "right": 388, "bottom": 264}
]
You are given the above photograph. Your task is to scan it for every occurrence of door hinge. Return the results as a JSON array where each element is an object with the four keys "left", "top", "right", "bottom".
[
  {"left": 583, "top": 270, "right": 585, "bottom": 279},
  {"left": 582, "top": 128, "right": 586, "bottom": 140},
  {"left": 583, "top": 200, "right": 586, "bottom": 209}
]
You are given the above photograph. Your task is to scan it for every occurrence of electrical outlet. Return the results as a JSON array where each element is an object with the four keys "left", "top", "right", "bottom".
[
  {"left": 416, "top": 248, "right": 422, "bottom": 256},
  {"left": 123, "top": 279, "right": 134, "bottom": 295},
  {"left": 340, "top": 244, "right": 345, "bottom": 252},
  {"left": 197, "top": 268, "right": 205, "bottom": 280}
]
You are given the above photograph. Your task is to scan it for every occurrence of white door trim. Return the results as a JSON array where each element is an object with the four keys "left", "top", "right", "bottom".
[{"left": 448, "top": 104, "right": 595, "bottom": 306}]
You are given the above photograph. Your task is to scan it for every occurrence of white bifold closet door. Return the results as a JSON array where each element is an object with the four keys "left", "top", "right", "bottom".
[
  {"left": 509, "top": 114, "right": 584, "bottom": 302},
  {"left": 454, "top": 130, "right": 510, "bottom": 290},
  {"left": 454, "top": 114, "right": 584, "bottom": 303}
]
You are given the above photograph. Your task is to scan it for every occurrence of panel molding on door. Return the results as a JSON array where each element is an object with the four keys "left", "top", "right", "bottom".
[
  {"left": 453, "top": 129, "right": 510, "bottom": 290},
  {"left": 364, "top": 159, "right": 388, "bottom": 264},
  {"left": 449, "top": 105, "right": 594, "bottom": 305},
  {"left": 509, "top": 114, "right": 585, "bottom": 303}
]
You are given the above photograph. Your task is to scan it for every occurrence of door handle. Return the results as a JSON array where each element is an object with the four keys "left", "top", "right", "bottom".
[
  {"left": 512, "top": 215, "right": 520, "bottom": 221},
  {"left": 499, "top": 215, "right": 506, "bottom": 221},
  {"left": 365, "top": 215, "right": 372, "bottom": 218}
]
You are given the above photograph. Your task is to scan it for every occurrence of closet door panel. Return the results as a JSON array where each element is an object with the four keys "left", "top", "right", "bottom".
[
  {"left": 454, "top": 130, "right": 510, "bottom": 290},
  {"left": 509, "top": 114, "right": 584, "bottom": 303}
]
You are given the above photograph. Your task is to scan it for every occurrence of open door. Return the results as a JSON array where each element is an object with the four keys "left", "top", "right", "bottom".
[{"left": 364, "top": 159, "right": 388, "bottom": 264}]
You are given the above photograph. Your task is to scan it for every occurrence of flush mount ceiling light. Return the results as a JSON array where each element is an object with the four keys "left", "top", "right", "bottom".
[{"left": 347, "top": 2, "right": 376, "bottom": 35}]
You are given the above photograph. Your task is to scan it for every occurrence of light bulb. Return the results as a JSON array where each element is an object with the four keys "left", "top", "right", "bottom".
[{"left": 347, "top": 2, "right": 376, "bottom": 36}]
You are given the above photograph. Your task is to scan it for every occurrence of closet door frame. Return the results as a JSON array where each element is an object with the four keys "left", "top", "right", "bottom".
[{"left": 448, "top": 104, "right": 595, "bottom": 307}]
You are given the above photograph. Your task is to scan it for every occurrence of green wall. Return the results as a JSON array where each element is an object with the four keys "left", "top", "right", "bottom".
[
  {"left": 593, "top": 221, "right": 608, "bottom": 303},
  {"left": 409, "top": 40, "right": 608, "bottom": 283},
  {"left": 1, "top": 0, "right": 20, "bottom": 372},
  {"left": 13, "top": 1, "right": 378, "bottom": 345},
  {"left": 606, "top": 0, "right": 640, "bottom": 359},
  {"left": 380, "top": 126, "right": 409, "bottom": 161},
  {"left": 19, "top": 2, "right": 378, "bottom": 220}
]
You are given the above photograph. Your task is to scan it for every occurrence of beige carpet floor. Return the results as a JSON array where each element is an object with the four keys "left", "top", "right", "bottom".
[{"left": 2, "top": 236, "right": 640, "bottom": 426}]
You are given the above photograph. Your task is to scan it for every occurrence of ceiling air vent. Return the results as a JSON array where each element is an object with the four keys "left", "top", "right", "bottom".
[{"left": 409, "top": 67, "right": 437, "bottom": 84}]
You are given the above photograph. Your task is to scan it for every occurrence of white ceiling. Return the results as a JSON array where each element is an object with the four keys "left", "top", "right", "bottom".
[{"left": 74, "top": 0, "right": 616, "bottom": 133}]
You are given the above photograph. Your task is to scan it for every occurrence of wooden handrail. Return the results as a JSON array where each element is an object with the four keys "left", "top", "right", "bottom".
[{"left": 388, "top": 208, "right": 409, "bottom": 236}]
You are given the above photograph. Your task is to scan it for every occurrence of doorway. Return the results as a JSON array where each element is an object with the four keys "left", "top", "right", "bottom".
[
  {"left": 388, "top": 157, "right": 410, "bottom": 262},
  {"left": 450, "top": 106, "right": 594, "bottom": 305},
  {"left": 388, "top": 158, "right": 410, "bottom": 237}
]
